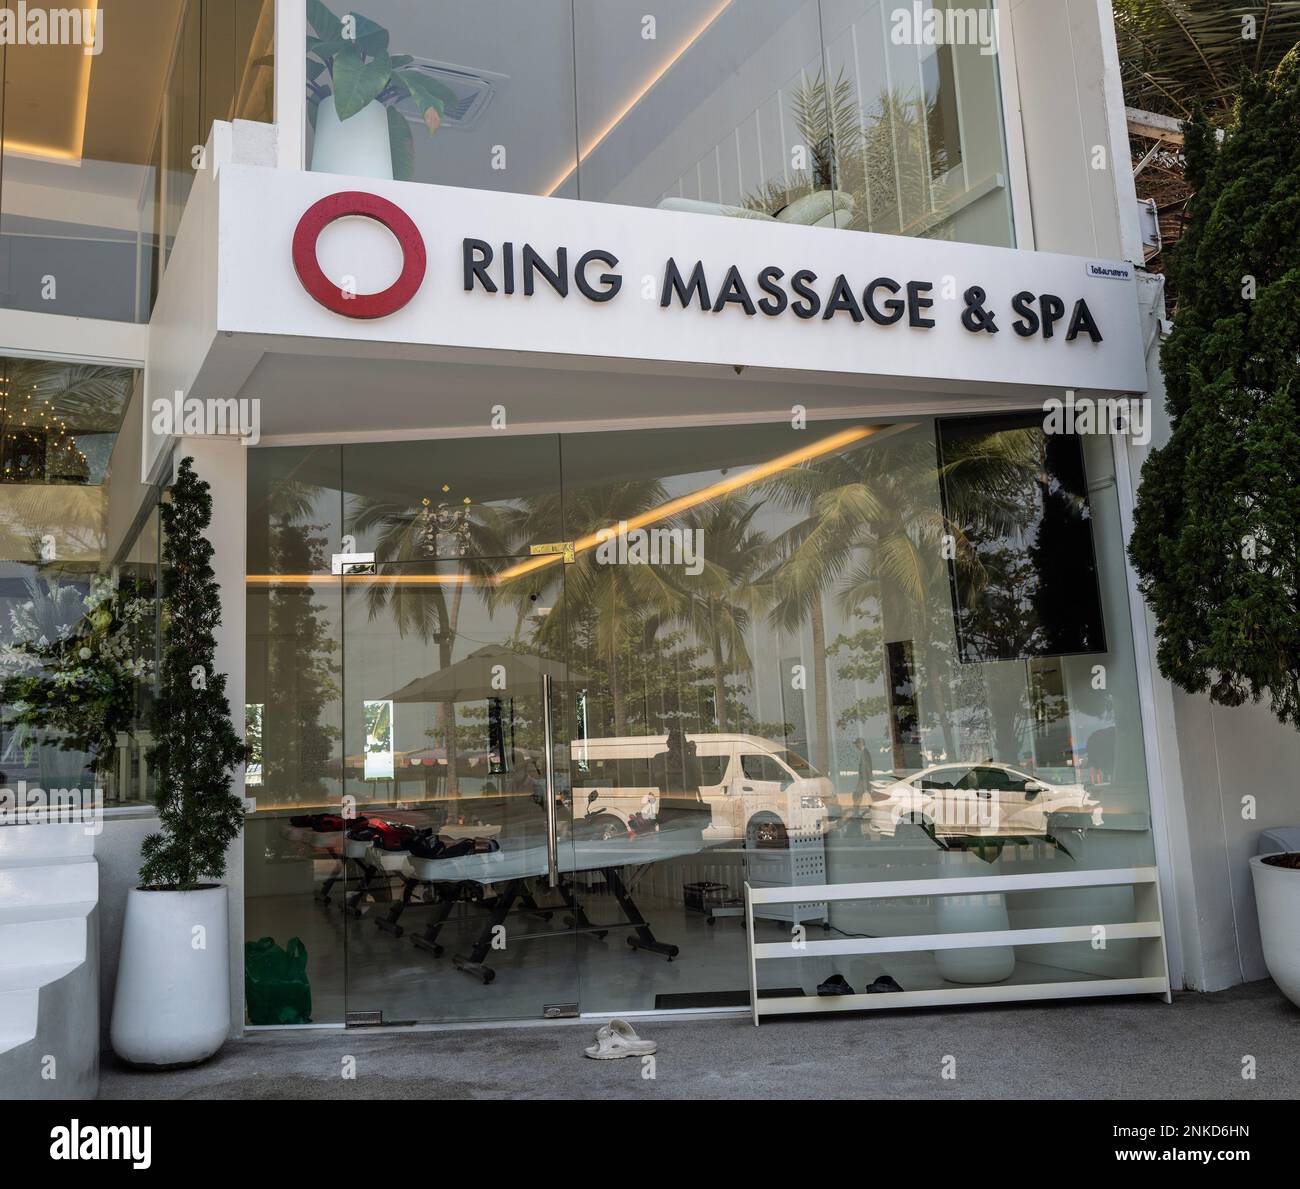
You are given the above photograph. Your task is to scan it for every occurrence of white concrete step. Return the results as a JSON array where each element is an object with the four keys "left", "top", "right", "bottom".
[
  {"left": 0, "top": 856, "right": 97, "bottom": 924},
  {"left": 0, "top": 917, "right": 87, "bottom": 967},
  {"left": 0, "top": 961, "right": 82, "bottom": 994},
  {"left": 0, "top": 822, "right": 95, "bottom": 862},
  {"left": 0, "top": 840, "right": 101, "bottom": 1078},
  {"left": 0, "top": 989, "right": 38, "bottom": 1055}
]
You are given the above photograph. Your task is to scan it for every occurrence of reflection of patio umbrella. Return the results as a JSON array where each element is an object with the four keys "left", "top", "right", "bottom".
[{"left": 384, "top": 644, "right": 583, "bottom": 703}]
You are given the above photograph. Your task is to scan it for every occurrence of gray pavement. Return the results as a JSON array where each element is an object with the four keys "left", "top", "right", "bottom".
[{"left": 99, "top": 980, "right": 1300, "bottom": 1099}]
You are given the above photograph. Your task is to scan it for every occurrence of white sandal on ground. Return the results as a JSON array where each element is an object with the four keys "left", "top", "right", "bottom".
[{"left": 583, "top": 1018, "right": 657, "bottom": 1059}]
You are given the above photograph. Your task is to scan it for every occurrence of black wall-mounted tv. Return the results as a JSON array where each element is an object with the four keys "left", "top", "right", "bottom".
[{"left": 935, "top": 412, "right": 1107, "bottom": 664}]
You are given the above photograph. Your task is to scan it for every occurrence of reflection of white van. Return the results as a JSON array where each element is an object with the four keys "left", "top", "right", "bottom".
[{"left": 569, "top": 734, "right": 832, "bottom": 845}]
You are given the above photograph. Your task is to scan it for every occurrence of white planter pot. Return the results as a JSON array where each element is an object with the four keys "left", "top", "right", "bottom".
[
  {"left": 1250, "top": 854, "right": 1300, "bottom": 1007},
  {"left": 934, "top": 851, "right": 1016, "bottom": 984},
  {"left": 311, "top": 95, "right": 393, "bottom": 179},
  {"left": 110, "top": 885, "right": 230, "bottom": 1067}
]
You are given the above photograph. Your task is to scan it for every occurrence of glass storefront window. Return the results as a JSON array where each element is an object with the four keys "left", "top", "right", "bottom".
[
  {"left": 244, "top": 409, "right": 1155, "bottom": 1023},
  {"left": 572, "top": 0, "right": 833, "bottom": 223},
  {"left": 0, "top": 0, "right": 274, "bottom": 323},
  {"left": 304, "top": 0, "right": 579, "bottom": 197},
  {"left": 819, "top": 0, "right": 1013, "bottom": 243},
  {"left": 302, "top": 1, "right": 1012, "bottom": 247},
  {"left": 0, "top": 355, "right": 149, "bottom": 810}
]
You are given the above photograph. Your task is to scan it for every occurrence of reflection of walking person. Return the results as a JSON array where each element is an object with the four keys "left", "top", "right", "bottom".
[
  {"left": 652, "top": 726, "right": 707, "bottom": 843},
  {"left": 853, "top": 738, "right": 873, "bottom": 801},
  {"left": 1087, "top": 724, "right": 1116, "bottom": 786}
]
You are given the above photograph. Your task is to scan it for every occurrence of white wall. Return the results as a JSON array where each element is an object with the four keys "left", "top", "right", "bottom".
[{"left": 1005, "top": 0, "right": 1142, "bottom": 262}]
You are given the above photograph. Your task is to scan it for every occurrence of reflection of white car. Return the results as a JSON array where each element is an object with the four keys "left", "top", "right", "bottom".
[
  {"left": 570, "top": 734, "right": 833, "bottom": 845},
  {"left": 870, "top": 763, "right": 1098, "bottom": 839}
]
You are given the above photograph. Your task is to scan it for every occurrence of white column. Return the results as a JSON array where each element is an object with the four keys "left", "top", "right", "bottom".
[{"left": 274, "top": 0, "right": 307, "bottom": 170}]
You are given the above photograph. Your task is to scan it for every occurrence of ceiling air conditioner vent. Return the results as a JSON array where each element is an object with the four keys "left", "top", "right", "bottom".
[{"left": 398, "top": 60, "right": 508, "bottom": 130}]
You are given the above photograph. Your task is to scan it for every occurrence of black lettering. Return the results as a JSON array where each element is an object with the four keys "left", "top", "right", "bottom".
[
  {"left": 907, "top": 280, "right": 935, "bottom": 328},
  {"left": 713, "top": 265, "right": 757, "bottom": 315},
  {"left": 1040, "top": 294, "right": 1066, "bottom": 338},
  {"left": 502, "top": 241, "right": 515, "bottom": 295},
  {"left": 822, "top": 274, "right": 864, "bottom": 322},
  {"left": 463, "top": 238, "right": 496, "bottom": 293},
  {"left": 1065, "top": 298, "right": 1103, "bottom": 342},
  {"left": 790, "top": 269, "right": 821, "bottom": 319},
  {"left": 523, "top": 244, "right": 568, "bottom": 298},
  {"left": 756, "top": 266, "right": 788, "bottom": 316},
  {"left": 1011, "top": 291, "right": 1039, "bottom": 337},
  {"left": 574, "top": 250, "right": 622, "bottom": 302},
  {"left": 661, "top": 257, "right": 711, "bottom": 310},
  {"left": 864, "top": 277, "right": 904, "bottom": 325}
]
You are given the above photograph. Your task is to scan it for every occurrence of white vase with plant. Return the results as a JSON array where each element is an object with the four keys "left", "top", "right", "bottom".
[{"left": 306, "top": 0, "right": 455, "bottom": 181}]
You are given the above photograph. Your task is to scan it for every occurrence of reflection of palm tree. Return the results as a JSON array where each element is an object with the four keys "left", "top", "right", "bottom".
[
  {"left": 761, "top": 442, "right": 905, "bottom": 771},
  {"left": 4, "top": 359, "right": 131, "bottom": 431},
  {"left": 0, "top": 486, "right": 107, "bottom": 560},
  {"left": 265, "top": 516, "right": 338, "bottom": 802},
  {"left": 763, "top": 429, "right": 1039, "bottom": 770},
  {"left": 743, "top": 69, "right": 950, "bottom": 238},
  {"left": 351, "top": 492, "right": 512, "bottom": 796},
  {"left": 671, "top": 497, "right": 768, "bottom": 733},
  {"left": 503, "top": 481, "right": 686, "bottom": 737}
]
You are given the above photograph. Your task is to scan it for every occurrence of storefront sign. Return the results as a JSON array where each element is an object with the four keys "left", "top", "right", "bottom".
[
  {"left": 291, "top": 191, "right": 1106, "bottom": 346},
  {"left": 219, "top": 166, "right": 1148, "bottom": 393},
  {"left": 292, "top": 191, "right": 426, "bottom": 318}
]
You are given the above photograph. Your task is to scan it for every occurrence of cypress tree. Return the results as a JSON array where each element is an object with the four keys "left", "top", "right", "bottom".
[
  {"left": 1129, "top": 50, "right": 1300, "bottom": 726},
  {"left": 139, "top": 457, "right": 250, "bottom": 888}
]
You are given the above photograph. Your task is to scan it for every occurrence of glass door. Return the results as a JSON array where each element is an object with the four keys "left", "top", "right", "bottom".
[{"left": 337, "top": 442, "right": 583, "bottom": 1024}]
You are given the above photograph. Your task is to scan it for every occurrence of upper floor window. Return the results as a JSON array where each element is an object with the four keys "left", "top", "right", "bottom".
[
  {"left": 0, "top": 0, "right": 274, "bottom": 324},
  {"left": 304, "top": 0, "right": 1012, "bottom": 247}
]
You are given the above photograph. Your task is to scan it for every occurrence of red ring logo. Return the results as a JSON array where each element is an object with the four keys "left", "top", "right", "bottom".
[{"left": 292, "top": 191, "right": 426, "bottom": 319}]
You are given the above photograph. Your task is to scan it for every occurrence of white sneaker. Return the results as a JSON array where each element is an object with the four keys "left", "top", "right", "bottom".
[{"left": 583, "top": 1018, "right": 657, "bottom": 1059}]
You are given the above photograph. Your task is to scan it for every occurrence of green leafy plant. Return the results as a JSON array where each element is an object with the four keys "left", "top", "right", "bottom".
[
  {"left": 1114, "top": 0, "right": 1300, "bottom": 122},
  {"left": 0, "top": 575, "right": 153, "bottom": 784},
  {"left": 1128, "top": 48, "right": 1300, "bottom": 729},
  {"left": 139, "top": 458, "right": 251, "bottom": 890},
  {"left": 306, "top": 0, "right": 457, "bottom": 181}
]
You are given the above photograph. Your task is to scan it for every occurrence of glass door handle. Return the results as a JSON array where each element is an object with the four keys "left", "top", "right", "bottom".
[{"left": 542, "top": 673, "right": 558, "bottom": 888}]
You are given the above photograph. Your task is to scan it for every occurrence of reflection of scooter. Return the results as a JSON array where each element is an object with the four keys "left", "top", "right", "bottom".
[{"left": 577, "top": 789, "right": 626, "bottom": 842}]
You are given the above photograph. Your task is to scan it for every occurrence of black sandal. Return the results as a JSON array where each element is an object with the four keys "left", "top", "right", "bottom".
[{"left": 817, "top": 973, "right": 854, "bottom": 996}]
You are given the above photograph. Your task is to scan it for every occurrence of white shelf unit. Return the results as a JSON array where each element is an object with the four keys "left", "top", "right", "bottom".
[{"left": 744, "top": 866, "right": 1171, "bottom": 1024}]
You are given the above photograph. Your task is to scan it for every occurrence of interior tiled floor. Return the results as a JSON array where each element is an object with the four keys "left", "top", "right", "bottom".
[
  {"left": 246, "top": 865, "right": 1121, "bottom": 1026},
  {"left": 249, "top": 875, "right": 778, "bottom": 1024}
]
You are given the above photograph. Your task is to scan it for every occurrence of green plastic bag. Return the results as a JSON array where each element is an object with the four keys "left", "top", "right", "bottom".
[{"left": 245, "top": 936, "right": 312, "bottom": 1025}]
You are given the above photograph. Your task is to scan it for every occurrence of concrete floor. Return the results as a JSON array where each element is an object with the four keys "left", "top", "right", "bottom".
[{"left": 100, "top": 979, "right": 1300, "bottom": 1099}]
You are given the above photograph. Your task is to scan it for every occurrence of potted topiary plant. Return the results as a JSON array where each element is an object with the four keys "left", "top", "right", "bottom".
[
  {"left": 1249, "top": 854, "right": 1300, "bottom": 1008},
  {"left": 306, "top": 1, "right": 456, "bottom": 180},
  {"left": 110, "top": 458, "right": 251, "bottom": 1067}
]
